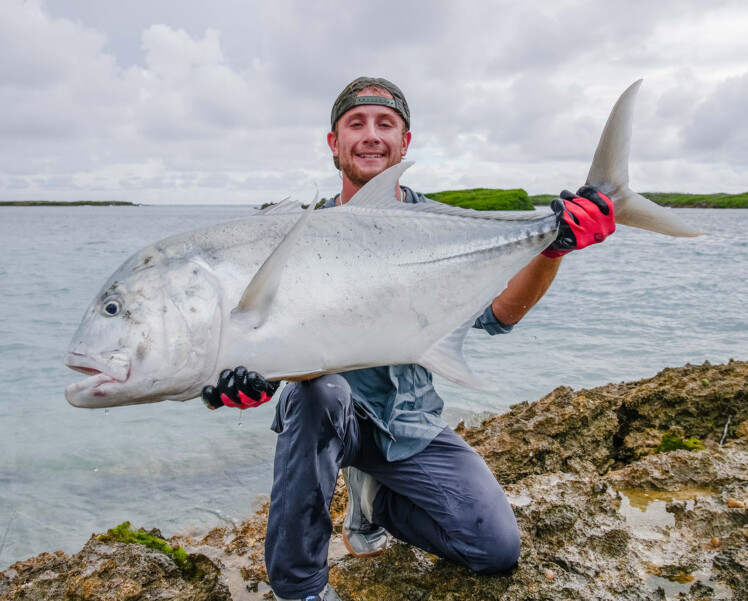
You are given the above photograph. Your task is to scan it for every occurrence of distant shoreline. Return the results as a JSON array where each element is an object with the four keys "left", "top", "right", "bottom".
[
  {"left": 0, "top": 201, "right": 138, "bottom": 207},
  {"left": 3, "top": 190, "right": 747, "bottom": 209},
  {"left": 428, "top": 188, "right": 748, "bottom": 210},
  {"left": 529, "top": 191, "right": 748, "bottom": 209}
]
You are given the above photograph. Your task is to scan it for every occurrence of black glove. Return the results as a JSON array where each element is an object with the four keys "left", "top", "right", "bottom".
[{"left": 201, "top": 366, "right": 279, "bottom": 410}]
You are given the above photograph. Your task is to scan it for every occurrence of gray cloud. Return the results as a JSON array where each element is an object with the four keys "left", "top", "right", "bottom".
[
  {"left": 0, "top": 0, "right": 746, "bottom": 204},
  {"left": 681, "top": 73, "right": 748, "bottom": 161}
]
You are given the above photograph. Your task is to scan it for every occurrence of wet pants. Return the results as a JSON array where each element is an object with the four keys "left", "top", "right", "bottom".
[{"left": 265, "top": 374, "right": 521, "bottom": 599}]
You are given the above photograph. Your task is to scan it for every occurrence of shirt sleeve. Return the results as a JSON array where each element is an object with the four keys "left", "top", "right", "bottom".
[{"left": 472, "top": 304, "right": 515, "bottom": 335}]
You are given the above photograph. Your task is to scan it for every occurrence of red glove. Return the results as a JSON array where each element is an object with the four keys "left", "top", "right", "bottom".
[
  {"left": 542, "top": 186, "right": 615, "bottom": 258},
  {"left": 201, "top": 367, "right": 279, "bottom": 410}
]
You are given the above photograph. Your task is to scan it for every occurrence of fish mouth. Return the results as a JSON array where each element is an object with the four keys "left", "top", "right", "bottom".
[{"left": 64, "top": 351, "right": 131, "bottom": 408}]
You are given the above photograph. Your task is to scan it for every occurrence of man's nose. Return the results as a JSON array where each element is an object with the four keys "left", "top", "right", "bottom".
[{"left": 361, "top": 122, "right": 381, "bottom": 142}]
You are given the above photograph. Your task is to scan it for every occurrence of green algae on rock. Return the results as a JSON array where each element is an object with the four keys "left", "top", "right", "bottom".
[
  {"left": 98, "top": 521, "right": 196, "bottom": 578},
  {"left": 655, "top": 433, "right": 707, "bottom": 454}
]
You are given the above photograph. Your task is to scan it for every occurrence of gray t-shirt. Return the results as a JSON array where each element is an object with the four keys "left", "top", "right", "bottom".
[{"left": 322, "top": 186, "right": 513, "bottom": 461}]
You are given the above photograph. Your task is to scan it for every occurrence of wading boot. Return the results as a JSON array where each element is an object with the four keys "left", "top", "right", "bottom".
[{"left": 342, "top": 466, "right": 387, "bottom": 557}]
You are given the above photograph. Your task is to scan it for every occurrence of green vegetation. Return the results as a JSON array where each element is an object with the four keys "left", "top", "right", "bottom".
[
  {"left": 641, "top": 192, "right": 748, "bottom": 208},
  {"left": 0, "top": 200, "right": 136, "bottom": 206},
  {"left": 530, "top": 191, "right": 748, "bottom": 208},
  {"left": 98, "top": 522, "right": 197, "bottom": 577},
  {"left": 425, "top": 188, "right": 534, "bottom": 211},
  {"left": 427, "top": 189, "right": 748, "bottom": 209},
  {"left": 655, "top": 433, "right": 706, "bottom": 454}
]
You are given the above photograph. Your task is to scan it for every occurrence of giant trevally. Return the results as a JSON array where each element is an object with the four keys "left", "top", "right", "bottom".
[{"left": 64, "top": 80, "right": 701, "bottom": 408}]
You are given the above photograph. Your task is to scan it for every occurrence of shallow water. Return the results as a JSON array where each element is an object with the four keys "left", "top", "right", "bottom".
[
  {"left": 617, "top": 489, "right": 714, "bottom": 531},
  {"left": 0, "top": 205, "right": 746, "bottom": 569}
]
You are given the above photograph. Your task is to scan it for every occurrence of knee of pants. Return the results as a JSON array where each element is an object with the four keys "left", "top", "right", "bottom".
[
  {"left": 285, "top": 374, "right": 351, "bottom": 425},
  {"left": 463, "top": 527, "right": 521, "bottom": 574}
]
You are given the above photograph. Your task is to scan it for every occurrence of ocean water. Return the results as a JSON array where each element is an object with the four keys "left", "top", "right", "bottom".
[{"left": 0, "top": 205, "right": 746, "bottom": 569}]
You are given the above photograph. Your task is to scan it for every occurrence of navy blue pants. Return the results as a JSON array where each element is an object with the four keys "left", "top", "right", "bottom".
[{"left": 265, "top": 375, "right": 520, "bottom": 599}]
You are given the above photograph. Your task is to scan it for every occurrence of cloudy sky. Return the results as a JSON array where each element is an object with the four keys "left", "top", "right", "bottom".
[{"left": 2, "top": 0, "right": 747, "bottom": 204}]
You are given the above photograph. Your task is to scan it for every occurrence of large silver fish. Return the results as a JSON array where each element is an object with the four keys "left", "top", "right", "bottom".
[{"left": 64, "top": 80, "right": 701, "bottom": 408}]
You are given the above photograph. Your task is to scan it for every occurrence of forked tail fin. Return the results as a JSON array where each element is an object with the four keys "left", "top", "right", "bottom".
[{"left": 587, "top": 80, "right": 703, "bottom": 237}]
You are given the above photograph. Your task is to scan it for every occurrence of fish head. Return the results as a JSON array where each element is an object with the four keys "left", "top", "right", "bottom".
[{"left": 64, "top": 249, "right": 223, "bottom": 408}]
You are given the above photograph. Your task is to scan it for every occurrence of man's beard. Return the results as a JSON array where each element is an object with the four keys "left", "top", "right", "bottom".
[{"left": 339, "top": 152, "right": 402, "bottom": 188}]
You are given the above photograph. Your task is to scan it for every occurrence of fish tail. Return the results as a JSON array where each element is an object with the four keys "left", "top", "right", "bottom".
[{"left": 586, "top": 80, "right": 703, "bottom": 237}]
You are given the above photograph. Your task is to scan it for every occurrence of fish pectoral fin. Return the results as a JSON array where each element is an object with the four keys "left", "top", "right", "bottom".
[
  {"left": 232, "top": 191, "right": 318, "bottom": 323},
  {"left": 418, "top": 321, "right": 495, "bottom": 391}
]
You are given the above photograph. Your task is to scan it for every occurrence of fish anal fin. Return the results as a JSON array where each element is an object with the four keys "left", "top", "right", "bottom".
[
  {"left": 418, "top": 320, "right": 495, "bottom": 391},
  {"left": 232, "top": 192, "right": 317, "bottom": 324}
]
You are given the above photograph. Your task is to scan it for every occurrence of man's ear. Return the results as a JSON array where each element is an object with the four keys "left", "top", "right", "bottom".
[
  {"left": 327, "top": 131, "right": 339, "bottom": 157},
  {"left": 402, "top": 131, "right": 412, "bottom": 156}
]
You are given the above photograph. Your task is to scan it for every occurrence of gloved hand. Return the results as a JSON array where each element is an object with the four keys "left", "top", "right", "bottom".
[
  {"left": 201, "top": 366, "right": 279, "bottom": 410},
  {"left": 542, "top": 185, "right": 615, "bottom": 258}
]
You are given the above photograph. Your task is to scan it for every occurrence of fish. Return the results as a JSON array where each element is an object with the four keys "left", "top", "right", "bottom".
[{"left": 64, "top": 80, "right": 701, "bottom": 408}]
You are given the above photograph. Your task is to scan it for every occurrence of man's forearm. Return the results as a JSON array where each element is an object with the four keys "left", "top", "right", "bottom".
[{"left": 491, "top": 254, "right": 561, "bottom": 325}]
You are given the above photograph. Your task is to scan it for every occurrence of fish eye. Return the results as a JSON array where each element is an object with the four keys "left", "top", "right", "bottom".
[{"left": 101, "top": 297, "right": 123, "bottom": 317}]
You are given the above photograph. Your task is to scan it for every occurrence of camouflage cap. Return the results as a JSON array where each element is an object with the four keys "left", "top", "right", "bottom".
[{"left": 330, "top": 77, "right": 410, "bottom": 130}]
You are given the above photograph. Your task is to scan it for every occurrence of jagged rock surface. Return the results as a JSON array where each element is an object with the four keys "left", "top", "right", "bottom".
[
  {"left": 3, "top": 360, "right": 747, "bottom": 600},
  {"left": 0, "top": 532, "right": 231, "bottom": 601}
]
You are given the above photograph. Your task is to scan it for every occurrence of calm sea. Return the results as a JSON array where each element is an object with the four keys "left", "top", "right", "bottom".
[{"left": 0, "top": 205, "right": 746, "bottom": 569}]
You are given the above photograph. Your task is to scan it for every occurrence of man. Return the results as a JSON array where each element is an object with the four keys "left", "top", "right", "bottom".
[{"left": 202, "top": 77, "right": 615, "bottom": 601}]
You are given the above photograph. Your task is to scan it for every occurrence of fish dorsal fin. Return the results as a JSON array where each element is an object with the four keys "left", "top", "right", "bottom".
[
  {"left": 232, "top": 192, "right": 318, "bottom": 325},
  {"left": 418, "top": 315, "right": 495, "bottom": 391},
  {"left": 345, "top": 161, "right": 414, "bottom": 208},
  {"left": 257, "top": 197, "right": 305, "bottom": 215}
]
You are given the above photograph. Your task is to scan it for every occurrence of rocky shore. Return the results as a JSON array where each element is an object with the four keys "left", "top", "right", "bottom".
[{"left": 2, "top": 360, "right": 746, "bottom": 601}]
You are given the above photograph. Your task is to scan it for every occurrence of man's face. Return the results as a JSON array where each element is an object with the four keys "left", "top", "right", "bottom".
[{"left": 327, "top": 94, "right": 411, "bottom": 189}]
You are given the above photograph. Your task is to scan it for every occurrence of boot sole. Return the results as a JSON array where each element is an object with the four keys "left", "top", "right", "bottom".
[{"left": 342, "top": 527, "right": 385, "bottom": 558}]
